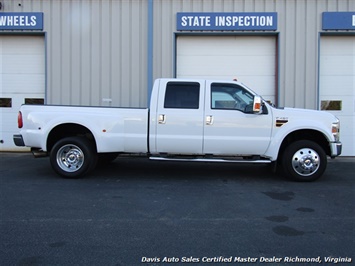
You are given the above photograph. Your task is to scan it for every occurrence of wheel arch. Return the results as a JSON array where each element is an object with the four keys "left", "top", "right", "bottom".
[
  {"left": 277, "top": 129, "right": 330, "bottom": 161},
  {"left": 47, "top": 123, "right": 97, "bottom": 152}
]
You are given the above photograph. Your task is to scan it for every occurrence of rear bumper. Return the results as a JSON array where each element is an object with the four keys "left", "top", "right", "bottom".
[
  {"left": 330, "top": 142, "right": 342, "bottom": 158},
  {"left": 13, "top": 134, "right": 25, "bottom": 146},
  {"left": 13, "top": 134, "right": 47, "bottom": 157}
]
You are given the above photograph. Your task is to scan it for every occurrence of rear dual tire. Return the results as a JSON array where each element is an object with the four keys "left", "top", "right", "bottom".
[{"left": 50, "top": 137, "right": 97, "bottom": 178}]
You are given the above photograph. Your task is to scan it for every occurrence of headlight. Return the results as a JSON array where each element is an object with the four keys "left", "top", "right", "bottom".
[{"left": 331, "top": 121, "right": 340, "bottom": 142}]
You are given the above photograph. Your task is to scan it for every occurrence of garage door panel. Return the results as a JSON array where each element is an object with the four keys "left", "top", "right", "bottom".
[
  {"left": 3, "top": 74, "right": 45, "bottom": 94},
  {"left": 321, "top": 38, "right": 355, "bottom": 56},
  {"left": 320, "top": 76, "right": 353, "bottom": 96},
  {"left": 0, "top": 36, "right": 44, "bottom": 151},
  {"left": 177, "top": 36, "right": 276, "bottom": 102},
  {"left": 339, "top": 115, "right": 354, "bottom": 133},
  {"left": 340, "top": 135, "right": 354, "bottom": 155},
  {"left": 0, "top": 110, "right": 17, "bottom": 126},
  {"left": 320, "top": 56, "right": 354, "bottom": 76},
  {"left": 178, "top": 36, "right": 275, "bottom": 56},
  {"left": 178, "top": 55, "right": 274, "bottom": 76},
  {"left": 320, "top": 36, "right": 354, "bottom": 156},
  {"left": 2, "top": 55, "right": 45, "bottom": 74},
  {"left": 338, "top": 116, "right": 354, "bottom": 142},
  {"left": 178, "top": 45, "right": 275, "bottom": 56},
  {"left": 1, "top": 37, "right": 43, "bottom": 55}
]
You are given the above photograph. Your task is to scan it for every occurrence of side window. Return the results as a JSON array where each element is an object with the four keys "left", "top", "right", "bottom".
[
  {"left": 164, "top": 82, "right": 200, "bottom": 109},
  {"left": 211, "top": 83, "right": 254, "bottom": 112}
]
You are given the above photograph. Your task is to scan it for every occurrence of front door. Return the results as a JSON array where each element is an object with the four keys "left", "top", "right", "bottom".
[{"left": 203, "top": 81, "right": 273, "bottom": 156}]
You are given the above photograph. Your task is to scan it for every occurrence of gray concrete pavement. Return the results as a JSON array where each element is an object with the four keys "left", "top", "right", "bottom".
[{"left": 0, "top": 153, "right": 354, "bottom": 265}]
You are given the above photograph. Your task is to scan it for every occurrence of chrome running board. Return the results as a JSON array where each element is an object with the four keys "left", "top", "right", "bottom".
[{"left": 149, "top": 156, "right": 271, "bottom": 164}]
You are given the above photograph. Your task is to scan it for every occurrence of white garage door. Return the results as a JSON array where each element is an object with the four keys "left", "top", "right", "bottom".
[
  {"left": 0, "top": 36, "right": 45, "bottom": 151},
  {"left": 320, "top": 36, "right": 355, "bottom": 156},
  {"left": 176, "top": 35, "right": 276, "bottom": 102}
]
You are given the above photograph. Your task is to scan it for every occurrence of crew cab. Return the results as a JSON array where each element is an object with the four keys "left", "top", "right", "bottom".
[{"left": 13, "top": 78, "right": 342, "bottom": 181}]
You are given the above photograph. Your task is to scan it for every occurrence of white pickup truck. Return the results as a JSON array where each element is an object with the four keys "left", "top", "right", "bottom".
[{"left": 13, "top": 78, "right": 342, "bottom": 181}]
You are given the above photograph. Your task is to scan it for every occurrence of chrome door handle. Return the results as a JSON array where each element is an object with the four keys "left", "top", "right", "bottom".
[
  {"left": 206, "top": 115, "right": 213, "bottom": 125},
  {"left": 158, "top": 114, "right": 166, "bottom": 124}
]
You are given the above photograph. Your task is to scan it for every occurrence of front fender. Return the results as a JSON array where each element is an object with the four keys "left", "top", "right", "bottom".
[{"left": 264, "top": 122, "right": 332, "bottom": 160}]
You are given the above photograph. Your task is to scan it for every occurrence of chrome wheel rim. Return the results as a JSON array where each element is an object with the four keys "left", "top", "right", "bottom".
[
  {"left": 291, "top": 148, "right": 320, "bottom": 176},
  {"left": 56, "top": 144, "right": 84, "bottom": 172}
]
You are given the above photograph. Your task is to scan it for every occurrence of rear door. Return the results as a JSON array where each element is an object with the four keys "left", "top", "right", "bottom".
[
  {"left": 203, "top": 81, "right": 273, "bottom": 155},
  {"left": 154, "top": 80, "right": 205, "bottom": 154}
]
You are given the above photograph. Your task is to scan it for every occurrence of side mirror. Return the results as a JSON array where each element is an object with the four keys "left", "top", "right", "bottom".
[{"left": 253, "top": 96, "right": 262, "bottom": 114}]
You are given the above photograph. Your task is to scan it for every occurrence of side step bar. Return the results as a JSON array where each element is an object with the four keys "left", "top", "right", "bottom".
[
  {"left": 149, "top": 157, "right": 271, "bottom": 164},
  {"left": 31, "top": 148, "right": 48, "bottom": 158}
]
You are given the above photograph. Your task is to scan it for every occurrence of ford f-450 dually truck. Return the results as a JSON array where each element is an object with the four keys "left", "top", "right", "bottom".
[{"left": 13, "top": 78, "right": 342, "bottom": 181}]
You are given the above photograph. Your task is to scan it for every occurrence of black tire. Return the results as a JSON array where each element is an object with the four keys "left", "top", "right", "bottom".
[
  {"left": 50, "top": 137, "right": 97, "bottom": 178},
  {"left": 282, "top": 140, "right": 327, "bottom": 182}
]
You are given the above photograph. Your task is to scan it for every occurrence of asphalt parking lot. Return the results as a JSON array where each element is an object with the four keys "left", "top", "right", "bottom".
[{"left": 0, "top": 152, "right": 354, "bottom": 266}]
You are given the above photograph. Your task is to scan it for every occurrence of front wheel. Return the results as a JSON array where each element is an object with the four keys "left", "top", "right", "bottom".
[
  {"left": 50, "top": 137, "right": 97, "bottom": 178},
  {"left": 282, "top": 140, "right": 327, "bottom": 182}
]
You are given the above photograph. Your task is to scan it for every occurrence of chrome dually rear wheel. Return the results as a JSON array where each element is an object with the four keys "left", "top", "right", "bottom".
[
  {"left": 56, "top": 144, "right": 85, "bottom": 172},
  {"left": 50, "top": 137, "right": 97, "bottom": 178}
]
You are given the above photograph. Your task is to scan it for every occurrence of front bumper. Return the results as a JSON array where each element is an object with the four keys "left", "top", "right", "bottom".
[
  {"left": 13, "top": 134, "right": 25, "bottom": 146},
  {"left": 330, "top": 142, "right": 342, "bottom": 158}
]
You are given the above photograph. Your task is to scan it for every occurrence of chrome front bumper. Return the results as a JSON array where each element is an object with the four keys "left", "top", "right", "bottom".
[{"left": 330, "top": 142, "right": 342, "bottom": 158}]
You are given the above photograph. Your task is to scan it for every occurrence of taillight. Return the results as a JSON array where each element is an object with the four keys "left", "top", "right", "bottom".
[{"left": 18, "top": 111, "right": 23, "bottom": 128}]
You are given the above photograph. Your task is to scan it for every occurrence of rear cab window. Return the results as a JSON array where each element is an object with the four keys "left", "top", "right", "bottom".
[{"left": 164, "top": 82, "right": 200, "bottom": 109}]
